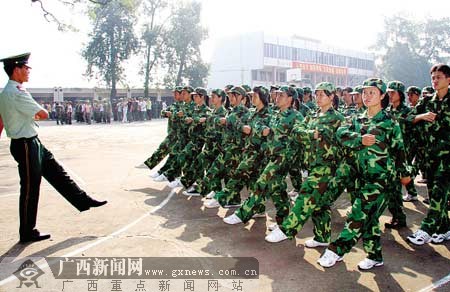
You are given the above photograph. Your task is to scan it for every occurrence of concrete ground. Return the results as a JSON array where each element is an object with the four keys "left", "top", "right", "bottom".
[{"left": 0, "top": 120, "right": 449, "bottom": 292}]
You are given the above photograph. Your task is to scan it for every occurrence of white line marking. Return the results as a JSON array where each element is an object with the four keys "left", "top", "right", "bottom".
[
  {"left": 418, "top": 273, "right": 450, "bottom": 292},
  {"left": 0, "top": 189, "right": 176, "bottom": 287},
  {"left": 57, "top": 160, "right": 86, "bottom": 186}
]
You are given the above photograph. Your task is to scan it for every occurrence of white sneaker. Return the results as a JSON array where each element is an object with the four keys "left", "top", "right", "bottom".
[
  {"left": 268, "top": 224, "right": 279, "bottom": 231},
  {"left": 402, "top": 193, "right": 418, "bottom": 202},
  {"left": 223, "top": 214, "right": 243, "bottom": 225},
  {"left": 205, "top": 191, "right": 216, "bottom": 199},
  {"left": 168, "top": 178, "right": 183, "bottom": 189},
  {"left": 186, "top": 185, "right": 196, "bottom": 192},
  {"left": 317, "top": 249, "right": 343, "bottom": 268},
  {"left": 149, "top": 172, "right": 160, "bottom": 178},
  {"left": 407, "top": 229, "right": 432, "bottom": 245},
  {"left": 224, "top": 202, "right": 241, "bottom": 208},
  {"left": 358, "top": 258, "right": 384, "bottom": 270},
  {"left": 204, "top": 199, "right": 221, "bottom": 209},
  {"left": 252, "top": 213, "right": 266, "bottom": 219},
  {"left": 153, "top": 174, "right": 168, "bottom": 182},
  {"left": 182, "top": 189, "right": 201, "bottom": 197},
  {"left": 305, "top": 239, "right": 329, "bottom": 248},
  {"left": 265, "top": 227, "right": 288, "bottom": 243},
  {"left": 431, "top": 230, "right": 450, "bottom": 244}
]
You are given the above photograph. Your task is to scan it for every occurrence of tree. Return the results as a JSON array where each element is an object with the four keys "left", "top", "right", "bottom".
[
  {"left": 140, "top": 0, "right": 170, "bottom": 98},
  {"left": 31, "top": 0, "right": 113, "bottom": 31},
  {"left": 372, "top": 14, "right": 450, "bottom": 87},
  {"left": 82, "top": 0, "right": 139, "bottom": 100},
  {"left": 164, "top": 1, "right": 208, "bottom": 88}
]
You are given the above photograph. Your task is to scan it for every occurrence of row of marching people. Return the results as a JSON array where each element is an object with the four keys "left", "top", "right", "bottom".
[{"left": 143, "top": 64, "right": 449, "bottom": 270}]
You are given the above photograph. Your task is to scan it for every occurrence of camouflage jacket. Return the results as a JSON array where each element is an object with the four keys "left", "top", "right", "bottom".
[
  {"left": 223, "top": 104, "right": 250, "bottom": 148},
  {"left": 204, "top": 105, "right": 228, "bottom": 148},
  {"left": 187, "top": 103, "right": 211, "bottom": 141},
  {"left": 337, "top": 109, "right": 410, "bottom": 179},
  {"left": 163, "top": 101, "right": 183, "bottom": 137},
  {"left": 177, "top": 101, "right": 196, "bottom": 139},
  {"left": 243, "top": 106, "right": 272, "bottom": 151},
  {"left": 266, "top": 108, "right": 303, "bottom": 157},
  {"left": 294, "top": 107, "right": 344, "bottom": 169},
  {"left": 406, "top": 91, "right": 450, "bottom": 166}
]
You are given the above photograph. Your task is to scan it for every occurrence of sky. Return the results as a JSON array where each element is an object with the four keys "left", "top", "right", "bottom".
[{"left": 0, "top": 0, "right": 449, "bottom": 88}]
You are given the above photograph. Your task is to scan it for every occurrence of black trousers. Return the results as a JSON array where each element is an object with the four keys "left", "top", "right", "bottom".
[{"left": 10, "top": 136, "right": 92, "bottom": 238}]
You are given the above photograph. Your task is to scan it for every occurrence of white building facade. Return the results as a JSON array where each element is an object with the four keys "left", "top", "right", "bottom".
[{"left": 208, "top": 32, "right": 375, "bottom": 89}]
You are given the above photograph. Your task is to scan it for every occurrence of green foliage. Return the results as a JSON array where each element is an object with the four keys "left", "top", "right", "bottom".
[
  {"left": 82, "top": 0, "right": 139, "bottom": 99},
  {"left": 373, "top": 14, "right": 450, "bottom": 88},
  {"left": 163, "top": 1, "right": 209, "bottom": 88}
]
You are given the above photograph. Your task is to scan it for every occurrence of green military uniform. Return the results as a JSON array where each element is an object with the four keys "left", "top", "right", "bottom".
[
  {"left": 406, "top": 89, "right": 450, "bottom": 237},
  {"left": 198, "top": 87, "right": 249, "bottom": 199},
  {"left": 234, "top": 86, "right": 301, "bottom": 224},
  {"left": 327, "top": 78, "right": 410, "bottom": 263},
  {"left": 143, "top": 87, "right": 183, "bottom": 171},
  {"left": 279, "top": 83, "right": 345, "bottom": 243},
  {"left": 214, "top": 103, "right": 272, "bottom": 207}
]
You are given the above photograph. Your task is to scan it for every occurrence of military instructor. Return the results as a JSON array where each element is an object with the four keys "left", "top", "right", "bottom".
[{"left": 0, "top": 53, "right": 107, "bottom": 243}]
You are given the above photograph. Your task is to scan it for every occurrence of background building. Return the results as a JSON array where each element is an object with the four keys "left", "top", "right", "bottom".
[{"left": 208, "top": 32, "right": 375, "bottom": 89}]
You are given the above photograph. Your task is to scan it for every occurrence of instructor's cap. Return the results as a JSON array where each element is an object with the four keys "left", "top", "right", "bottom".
[{"left": 0, "top": 52, "right": 31, "bottom": 69}]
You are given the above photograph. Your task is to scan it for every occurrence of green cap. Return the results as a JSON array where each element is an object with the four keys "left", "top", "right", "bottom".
[
  {"left": 183, "top": 86, "right": 194, "bottom": 93},
  {"left": 270, "top": 84, "right": 280, "bottom": 91},
  {"left": 422, "top": 86, "right": 435, "bottom": 95},
  {"left": 387, "top": 80, "right": 405, "bottom": 92},
  {"left": 276, "top": 85, "right": 298, "bottom": 99},
  {"left": 174, "top": 86, "right": 184, "bottom": 92},
  {"left": 191, "top": 87, "right": 208, "bottom": 97},
  {"left": 362, "top": 78, "right": 387, "bottom": 94},
  {"left": 224, "top": 84, "right": 234, "bottom": 91},
  {"left": 295, "top": 87, "right": 304, "bottom": 97},
  {"left": 230, "top": 86, "right": 247, "bottom": 97},
  {"left": 350, "top": 85, "right": 363, "bottom": 95},
  {"left": 315, "top": 82, "right": 336, "bottom": 93},
  {"left": 211, "top": 88, "right": 226, "bottom": 98},
  {"left": 406, "top": 86, "right": 421, "bottom": 95},
  {"left": 254, "top": 85, "right": 269, "bottom": 98},
  {"left": 0, "top": 52, "right": 31, "bottom": 69},
  {"left": 302, "top": 86, "right": 312, "bottom": 94},
  {"left": 241, "top": 84, "right": 252, "bottom": 93}
]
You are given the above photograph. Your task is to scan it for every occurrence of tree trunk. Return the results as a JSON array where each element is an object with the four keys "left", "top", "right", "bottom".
[
  {"left": 110, "top": 30, "right": 117, "bottom": 101},
  {"left": 144, "top": 44, "right": 151, "bottom": 98},
  {"left": 176, "top": 52, "right": 186, "bottom": 86}
]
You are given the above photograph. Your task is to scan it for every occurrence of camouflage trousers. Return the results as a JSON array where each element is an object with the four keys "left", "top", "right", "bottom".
[
  {"left": 144, "top": 135, "right": 174, "bottom": 170},
  {"left": 181, "top": 143, "right": 220, "bottom": 189},
  {"left": 176, "top": 140, "right": 204, "bottom": 187},
  {"left": 328, "top": 179, "right": 388, "bottom": 262},
  {"left": 235, "top": 151, "right": 292, "bottom": 224},
  {"left": 421, "top": 160, "right": 450, "bottom": 234},
  {"left": 386, "top": 180, "right": 407, "bottom": 224},
  {"left": 214, "top": 149, "right": 267, "bottom": 207},
  {"left": 280, "top": 165, "right": 335, "bottom": 242},
  {"left": 288, "top": 147, "right": 306, "bottom": 191},
  {"left": 160, "top": 134, "right": 188, "bottom": 181},
  {"left": 198, "top": 145, "right": 242, "bottom": 197}
]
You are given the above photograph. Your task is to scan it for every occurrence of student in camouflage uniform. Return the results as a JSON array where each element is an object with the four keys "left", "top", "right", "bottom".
[
  {"left": 384, "top": 81, "right": 416, "bottom": 229},
  {"left": 223, "top": 86, "right": 301, "bottom": 227},
  {"left": 144, "top": 86, "right": 184, "bottom": 177},
  {"left": 204, "top": 86, "right": 273, "bottom": 209},
  {"left": 169, "top": 88, "right": 211, "bottom": 189},
  {"left": 288, "top": 86, "right": 310, "bottom": 198},
  {"left": 317, "top": 78, "right": 411, "bottom": 270},
  {"left": 265, "top": 82, "right": 345, "bottom": 245},
  {"left": 182, "top": 89, "right": 228, "bottom": 196},
  {"left": 407, "top": 64, "right": 450, "bottom": 245},
  {"left": 154, "top": 86, "right": 195, "bottom": 182},
  {"left": 303, "top": 86, "right": 317, "bottom": 112},
  {"left": 197, "top": 86, "right": 250, "bottom": 201}
]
